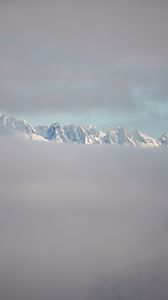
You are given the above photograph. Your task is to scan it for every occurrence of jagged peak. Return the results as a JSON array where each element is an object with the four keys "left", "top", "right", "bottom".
[
  {"left": 0, "top": 113, "right": 167, "bottom": 147},
  {"left": 159, "top": 132, "right": 168, "bottom": 147},
  {"left": 0, "top": 113, "right": 35, "bottom": 134},
  {"left": 49, "top": 122, "right": 61, "bottom": 129}
]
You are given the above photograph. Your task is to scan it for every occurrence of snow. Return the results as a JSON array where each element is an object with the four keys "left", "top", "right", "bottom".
[
  {"left": 0, "top": 113, "right": 167, "bottom": 148},
  {"left": 159, "top": 133, "right": 168, "bottom": 147}
]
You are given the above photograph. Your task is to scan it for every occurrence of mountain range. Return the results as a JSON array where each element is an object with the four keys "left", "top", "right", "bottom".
[{"left": 0, "top": 113, "right": 167, "bottom": 148}]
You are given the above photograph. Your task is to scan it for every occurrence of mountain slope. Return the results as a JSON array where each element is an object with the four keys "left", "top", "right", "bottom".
[
  {"left": 0, "top": 113, "right": 46, "bottom": 142},
  {"left": 159, "top": 133, "right": 168, "bottom": 147},
  {"left": 35, "top": 123, "right": 105, "bottom": 144},
  {"left": 102, "top": 127, "right": 160, "bottom": 147},
  {"left": 0, "top": 113, "right": 167, "bottom": 148},
  {"left": 0, "top": 113, "right": 35, "bottom": 135}
]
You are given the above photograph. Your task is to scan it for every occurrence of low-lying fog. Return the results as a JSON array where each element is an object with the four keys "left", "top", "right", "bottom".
[{"left": 0, "top": 140, "right": 168, "bottom": 300}]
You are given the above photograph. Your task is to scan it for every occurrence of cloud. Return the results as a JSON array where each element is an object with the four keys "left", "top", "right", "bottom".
[
  {"left": 0, "top": 0, "right": 168, "bottom": 115},
  {"left": 0, "top": 140, "right": 168, "bottom": 299}
]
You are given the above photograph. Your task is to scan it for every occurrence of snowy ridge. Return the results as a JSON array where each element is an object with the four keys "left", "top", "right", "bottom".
[
  {"left": 102, "top": 128, "right": 160, "bottom": 147},
  {"left": 0, "top": 113, "right": 167, "bottom": 148},
  {"left": 159, "top": 133, "right": 168, "bottom": 148},
  {"left": 35, "top": 123, "right": 105, "bottom": 144},
  {"left": 0, "top": 113, "right": 46, "bottom": 142}
]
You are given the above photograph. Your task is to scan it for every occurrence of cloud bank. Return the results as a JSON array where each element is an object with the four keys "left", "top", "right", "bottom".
[
  {"left": 0, "top": 0, "right": 168, "bottom": 116},
  {"left": 0, "top": 140, "right": 168, "bottom": 299}
]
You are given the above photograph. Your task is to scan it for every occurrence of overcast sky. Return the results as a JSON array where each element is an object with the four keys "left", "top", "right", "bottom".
[
  {"left": 0, "top": 0, "right": 168, "bottom": 135},
  {"left": 0, "top": 141, "right": 168, "bottom": 300}
]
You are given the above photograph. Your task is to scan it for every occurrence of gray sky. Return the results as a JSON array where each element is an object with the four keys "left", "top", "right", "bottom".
[
  {"left": 0, "top": 141, "right": 168, "bottom": 300},
  {"left": 0, "top": 0, "right": 168, "bottom": 134}
]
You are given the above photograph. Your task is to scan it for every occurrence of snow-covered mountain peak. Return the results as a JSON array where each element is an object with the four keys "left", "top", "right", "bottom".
[
  {"left": 159, "top": 133, "right": 168, "bottom": 147},
  {"left": 131, "top": 130, "right": 160, "bottom": 147},
  {"left": 103, "top": 127, "right": 135, "bottom": 145},
  {"left": 0, "top": 113, "right": 47, "bottom": 142},
  {"left": 0, "top": 113, "right": 35, "bottom": 135},
  {"left": 102, "top": 127, "right": 160, "bottom": 147},
  {"left": 0, "top": 113, "right": 167, "bottom": 148}
]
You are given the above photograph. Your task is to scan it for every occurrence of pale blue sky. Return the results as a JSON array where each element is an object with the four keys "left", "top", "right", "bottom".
[{"left": 16, "top": 101, "right": 168, "bottom": 137}]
